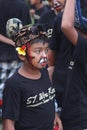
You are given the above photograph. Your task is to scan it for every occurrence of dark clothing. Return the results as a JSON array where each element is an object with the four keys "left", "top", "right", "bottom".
[
  {"left": 34, "top": 6, "right": 49, "bottom": 24},
  {"left": 0, "top": 0, "right": 31, "bottom": 62},
  {"left": 38, "top": 9, "right": 56, "bottom": 41},
  {"left": 61, "top": 33, "right": 87, "bottom": 130},
  {"left": 2, "top": 68, "right": 55, "bottom": 130},
  {"left": 49, "top": 13, "right": 74, "bottom": 107},
  {"left": 38, "top": 9, "right": 56, "bottom": 28}
]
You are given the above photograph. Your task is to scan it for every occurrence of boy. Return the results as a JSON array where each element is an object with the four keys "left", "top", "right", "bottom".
[{"left": 2, "top": 24, "right": 62, "bottom": 130}]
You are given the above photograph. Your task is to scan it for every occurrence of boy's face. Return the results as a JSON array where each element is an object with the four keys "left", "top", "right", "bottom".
[{"left": 27, "top": 42, "right": 49, "bottom": 69}]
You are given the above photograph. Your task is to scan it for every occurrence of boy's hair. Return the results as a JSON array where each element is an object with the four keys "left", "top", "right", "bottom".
[
  {"left": 75, "top": 0, "right": 87, "bottom": 33},
  {"left": 14, "top": 24, "right": 49, "bottom": 48}
]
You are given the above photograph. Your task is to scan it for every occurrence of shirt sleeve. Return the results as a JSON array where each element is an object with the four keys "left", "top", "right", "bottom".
[{"left": 2, "top": 80, "right": 21, "bottom": 121}]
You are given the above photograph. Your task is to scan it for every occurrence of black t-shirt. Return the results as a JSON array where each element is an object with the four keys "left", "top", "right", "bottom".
[
  {"left": 49, "top": 13, "right": 74, "bottom": 107},
  {"left": 34, "top": 6, "right": 49, "bottom": 24},
  {"left": 38, "top": 9, "right": 56, "bottom": 42},
  {"left": 61, "top": 33, "right": 87, "bottom": 130},
  {"left": 2, "top": 68, "right": 55, "bottom": 130}
]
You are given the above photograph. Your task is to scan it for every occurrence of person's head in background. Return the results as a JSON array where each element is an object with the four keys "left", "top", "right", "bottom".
[
  {"left": 30, "top": 0, "right": 50, "bottom": 24},
  {"left": 30, "top": 0, "right": 43, "bottom": 8},
  {"left": 30, "top": 0, "right": 42, "bottom": 4},
  {"left": 29, "top": 0, "right": 43, "bottom": 17},
  {"left": 48, "top": 0, "right": 65, "bottom": 14},
  {"left": 14, "top": 24, "right": 49, "bottom": 70}
]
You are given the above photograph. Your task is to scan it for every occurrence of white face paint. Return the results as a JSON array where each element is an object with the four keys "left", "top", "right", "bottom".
[
  {"left": 53, "top": 0, "right": 61, "bottom": 8},
  {"left": 39, "top": 57, "right": 48, "bottom": 67},
  {"left": 52, "top": 0, "right": 65, "bottom": 12}
]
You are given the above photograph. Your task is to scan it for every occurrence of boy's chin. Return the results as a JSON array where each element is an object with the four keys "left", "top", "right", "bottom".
[{"left": 39, "top": 63, "right": 47, "bottom": 68}]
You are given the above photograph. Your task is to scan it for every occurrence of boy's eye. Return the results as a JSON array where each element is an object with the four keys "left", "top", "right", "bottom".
[
  {"left": 45, "top": 48, "right": 49, "bottom": 53},
  {"left": 35, "top": 50, "right": 41, "bottom": 54},
  {"left": 34, "top": 48, "right": 49, "bottom": 54}
]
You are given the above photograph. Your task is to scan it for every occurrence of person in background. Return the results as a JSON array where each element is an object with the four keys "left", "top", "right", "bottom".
[
  {"left": 38, "top": 0, "right": 65, "bottom": 45},
  {"left": 2, "top": 24, "right": 62, "bottom": 130},
  {"left": 0, "top": 0, "right": 31, "bottom": 106},
  {"left": 29, "top": 0, "right": 50, "bottom": 24},
  {"left": 60, "top": 0, "right": 87, "bottom": 129},
  {"left": 48, "top": 0, "right": 76, "bottom": 119},
  {"left": 0, "top": 34, "right": 15, "bottom": 46}
]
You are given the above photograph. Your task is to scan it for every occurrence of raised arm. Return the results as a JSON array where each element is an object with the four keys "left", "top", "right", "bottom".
[
  {"left": 0, "top": 34, "right": 15, "bottom": 46},
  {"left": 61, "top": 0, "right": 78, "bottom": 45}
]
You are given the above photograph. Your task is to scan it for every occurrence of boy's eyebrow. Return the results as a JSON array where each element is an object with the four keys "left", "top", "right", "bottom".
[
  {"left": 33, "top": 46, "right": 48, "bottom": 49},
  {"left": 33, "top": 47, "right": 44, "bottom": 49}
]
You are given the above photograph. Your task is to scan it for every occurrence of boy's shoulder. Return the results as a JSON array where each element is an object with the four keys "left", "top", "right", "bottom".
[{"left": 5, "top": 70, "right": 19, "bottom": 87}]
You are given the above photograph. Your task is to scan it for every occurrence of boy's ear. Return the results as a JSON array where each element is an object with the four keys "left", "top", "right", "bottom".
[{"left": 18, "top": 54, "right": 26, "bottom": 61}]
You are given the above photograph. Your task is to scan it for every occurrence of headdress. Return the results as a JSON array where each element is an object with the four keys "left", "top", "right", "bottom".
[{"left": 14, "top": 24, "right": 48, "bottom": 56}]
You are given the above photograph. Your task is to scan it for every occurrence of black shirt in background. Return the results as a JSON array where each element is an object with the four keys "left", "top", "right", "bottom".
[
  {"left": 38, "top": 9, "right": 56, "bottom": 42},
  {"left": 49, "top": 13, "right": 74, "bottom": 108},
  {"left": 0, "top": 0, "right": 31, "bottom": 62},
  {"left": 61, "top": 33, "right": 87, "bottom": 130}
]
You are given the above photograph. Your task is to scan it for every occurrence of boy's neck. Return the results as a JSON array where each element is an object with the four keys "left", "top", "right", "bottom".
[{"left": 18, "top": 65, "right": 41, "bottom": 80}]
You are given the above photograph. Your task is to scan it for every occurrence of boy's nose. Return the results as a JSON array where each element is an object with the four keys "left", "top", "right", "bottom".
[{"left": 42, "top": 51, "right": 47, "bottom": 57}]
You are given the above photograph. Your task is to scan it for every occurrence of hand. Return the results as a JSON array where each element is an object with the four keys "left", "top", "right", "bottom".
[{"left": 54, "top": 112, "right": 63, "bottom": 130}]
